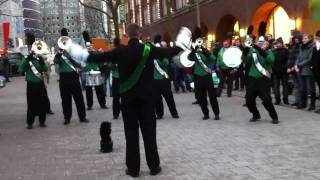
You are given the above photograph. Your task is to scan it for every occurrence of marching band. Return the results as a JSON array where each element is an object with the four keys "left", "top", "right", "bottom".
[{"left": 20, "top": 22, "right": 320, "bottom": 177}]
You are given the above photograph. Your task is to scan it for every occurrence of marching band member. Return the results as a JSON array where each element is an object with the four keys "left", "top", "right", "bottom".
[
  {"left": 19, "top": 51, "right": 48, "bottom": 129},
  {"left": 243, "top": 36, "right": 279, "bottom": 124},
  {"left": 216, "top": 38, "right": 237, "bottom": 97},
  {"left": 111, "top": 37, "right": 121, "bottom": 119},
  {"left": 54, "top": 28, "right": 88, "bottom": 125},
  {"left": 83, "top": 31, "right": 107, "bottom": 110},
  {"left": 87, "top": 23, "right": 185, "bottom": 177},
  {"left": 153, "top": 35, "right": 179, "bottom": 119},
  {"left": 187, "top": 33, "right": 220, "bottom": 120}
]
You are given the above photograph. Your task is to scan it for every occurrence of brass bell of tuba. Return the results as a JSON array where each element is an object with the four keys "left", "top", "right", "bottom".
[{"left": 57, "top": 36, "right": 89, "bottom": 64}]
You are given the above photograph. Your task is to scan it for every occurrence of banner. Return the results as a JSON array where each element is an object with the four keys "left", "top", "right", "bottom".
[{"left": 2, "top": 22, "right": 10, "bottom": 54}]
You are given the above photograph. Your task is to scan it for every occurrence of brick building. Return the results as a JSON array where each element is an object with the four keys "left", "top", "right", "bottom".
[{"left": 126, "top": 0, "right": 320, "bottom": 43}]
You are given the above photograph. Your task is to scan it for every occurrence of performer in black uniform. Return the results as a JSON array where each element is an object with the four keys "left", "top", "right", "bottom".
[
  {"left": 82, "top": 31, "right": 107, "bottom": 110},
  {"left": 243, "top": 25, "right": 279, "bottom": 124},
  {"left": 187, "top": 30, "right": 220, "bottom": 120},
  {"left": 19, "top": 51, "right": 48, "bottom": 129},
  {"left": 54, "top": 28, "right": 88, "bottom": 125},
  {"left": 88, "top": 23, "right": 184, "bottom": 177},
  {"left": 153, "top": 35, "right": 179, "bottom": 119},
  {"left": 111, "top": 37, "right": 121, "bottom": 119}
]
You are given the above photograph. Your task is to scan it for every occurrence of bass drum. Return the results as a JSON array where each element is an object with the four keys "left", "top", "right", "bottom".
[{"left": 222, "top": 46, "right": 243, "bottom": 68}]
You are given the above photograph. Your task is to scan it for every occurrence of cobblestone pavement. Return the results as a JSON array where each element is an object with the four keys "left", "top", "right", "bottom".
[{"left": 1, "top": 76, "right": 320, "bottom": 180}]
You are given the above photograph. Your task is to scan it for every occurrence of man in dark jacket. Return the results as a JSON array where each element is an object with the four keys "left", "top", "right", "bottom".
[
  {"left": 87, "top": 23, "right": 184, "bottom": 177},
  {"left": 272, "top": 37, "right": 289, "bottom": 105},
  {"left": 287, "top": 32, "right": 302, "bottom": 106},
  {"left": 312, "top": 31, "right": 320, "bottom": 113}
]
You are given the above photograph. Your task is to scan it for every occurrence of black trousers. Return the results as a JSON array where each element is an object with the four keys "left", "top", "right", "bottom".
[
  {"left": 112, "top": 77, "right": 121, "bottom": 117},
  {"left": 44, "top": 86, "right": 52, "bottom": 112},
  {"left": 272, "top": 73, "right": 289, "bottom": 102},
  {"left": 234, "top": 69, "right": 245, "bottom": 90},
  {"left": 85, "top": 84, "right": 106, "bottom": 108},
  {"left": 59, "top": 72, "right": 86, "bottom": 121},
  {"left": 121, "top": 94, "right": 160, "bottom": 173},
  {"left": 217, "top": 68, "right": 234, "bottom": 96},
  {"left": 154, "top": 79, "right": 178, "bottom": 117},
  {"left": 27, "top": 82, "right": 47, "bottom": 125},
  {"left": 194, "top": 75, "right": 220, "bottom": 116},
  {"left": 246, "top": 77, "right": 278, "bottom": 119}
]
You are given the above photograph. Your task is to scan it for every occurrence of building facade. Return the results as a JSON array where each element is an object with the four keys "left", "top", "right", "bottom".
[
  {"left": 83, "top": 0, "right": 106, "bottom": 38},
  {"left": 40, "top": 0, "right": 82, "bottom": 48},
  {"left": 126, "top": 0, "right": 319, "bottom": 43},
  {"left": 0, "top": 0, "right": 25, "bottom": 50},
  {"left": 22, "top": 0, "right": 43, "bottom": 38}
]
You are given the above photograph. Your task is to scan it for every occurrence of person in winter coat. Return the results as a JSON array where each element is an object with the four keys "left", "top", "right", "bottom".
[
  {"left": 312, "top": 30, "right": 320, "bottom": 113},
  {"left": 295, "top": 34, "right": 316, "bottom": 110},
  {"left": 272, "top": 37, "right": 289, "bottom": 105}
]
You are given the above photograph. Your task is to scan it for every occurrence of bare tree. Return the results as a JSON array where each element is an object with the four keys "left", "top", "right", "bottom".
[{"left": 78, "top": 0, "right": 122, "bottom": 38}]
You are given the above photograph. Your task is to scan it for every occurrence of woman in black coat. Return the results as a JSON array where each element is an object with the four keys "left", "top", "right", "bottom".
[
  {"left": 296, "top": 34, "right": 316, "bottom": 110},
  {"left": 312, "top": 31, "right": 320, "bottom": 113}
]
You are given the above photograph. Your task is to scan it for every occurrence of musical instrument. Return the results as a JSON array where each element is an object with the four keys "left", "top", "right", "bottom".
[
  {"left": 222, "top": 46, "right": 243, "bottom": 68},
  {"left": 31, "top": 40, "right": 50, "bottom": 55},
  {"left": 85, "top": 70, "right": 103, "bottom": 86},
  {"left": 173, "top": 27, "right": 195, "bottom": 68},
  {"left": 0, "top": 76, "right": 6, "bottom": 88},
  {"left": 57, "top": 36, "right": 89, "bottom": 64}
]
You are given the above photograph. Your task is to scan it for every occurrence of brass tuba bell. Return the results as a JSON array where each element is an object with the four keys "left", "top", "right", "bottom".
[{"left": 31, "top": 40, "right": 50, "bottom": 55}]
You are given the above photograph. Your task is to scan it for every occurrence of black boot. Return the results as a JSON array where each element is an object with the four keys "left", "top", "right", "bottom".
[
  {"left": 100, "top": 121, "right": 113, "bottom": 153},
  {"left": 308, "top": 93, "right": 316, "bottom": 111}
]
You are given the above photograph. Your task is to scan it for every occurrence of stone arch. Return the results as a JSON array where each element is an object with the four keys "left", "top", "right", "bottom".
[{"left": 216, "top": 14, "right": 238, "bottom": 42}]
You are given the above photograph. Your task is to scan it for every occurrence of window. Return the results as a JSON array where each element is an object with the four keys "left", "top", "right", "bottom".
[
  {"left": 162, "top": 0, "right": 167, "bottom": 16},
  {"left": 152, "top": 2, "right": 159, "bottom": 21}
]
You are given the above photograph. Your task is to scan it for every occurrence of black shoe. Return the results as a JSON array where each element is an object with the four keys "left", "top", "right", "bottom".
[
  {"left": 250, "top": 116, "right": 261, "bottom": 122},
  {"left": 192, "top": 101, "right": 199, "bottom": 105},
  {"left": 113, "top": 116, "right": 119, "bottom": 120},
  {"left": 227, "top": 94, "right": 232, "bottom": 97},
  {"left": 101, "top": 106, "right": 108, "bottom": 109},
  {"left": 156, "top": 116, "right": 163, "bottom": 120},
  {"left": 126, "top": 169, "right": 139, "bottom": 178},
  {"left": 274, "top": 101, "right": 281, "bottom": 105},
  {"left": 64, "top": 119, "right": 70, "bottom": 125},
  {"left": 242, "top": 104, "right": 247, "bottom": 107},
  {"left": 172, "top": 114, "right": 179, "bottom": 119},
  {"left": 291, "top": 103, "right": 298, "bottom": 106},
  {"left": 272, "top": 119, "right": 279, "bottom": 124},
  {"left": 27, "top": 124, "right": 33, "bottom": 129},
  {"left": 39, "top": 123, "right": 47, "bottom": 128},
  {"left": 150, "top": 166, "right": 162, "bottom": 176},
  {"left": 297, "top": 105, "right": 306, "bottom": 109},
  {"left": 214, "top": 115, "right": 220, "bottom": 120},
  {"left": 283, "top": 99, "right": 289, "bottom": 105},
  {"left": 202, "top": 115, "right": 209, "bottom": 120},
  {"left": 308, "top": 106, "right": 315, "bottom": 111},
  {"left": 47, "top": 110, "right": 54, "bottom": 115},
  {"left": 80, "top": 118, "right": 89, "bottom": 123},
  {"left": 315, "top": 109, "right": 320, "bottom": 114},
  {"left": 87, "top": 107, "right": 92, "bottom": 110}
]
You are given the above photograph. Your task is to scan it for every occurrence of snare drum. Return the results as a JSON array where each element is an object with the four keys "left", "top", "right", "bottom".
[{"left": 85, "top": 70, "right": 103, "bottom": 86}]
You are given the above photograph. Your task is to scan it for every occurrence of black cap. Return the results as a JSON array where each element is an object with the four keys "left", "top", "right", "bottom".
[
  {"left": 82, "top": 31, "right": 91, "bottom": 43},
  {"left": 60, "top": 28, "right": 68, "bottom": 36},
  {"left": 153, "top": 34, "right": 162, "bottom": 44}
]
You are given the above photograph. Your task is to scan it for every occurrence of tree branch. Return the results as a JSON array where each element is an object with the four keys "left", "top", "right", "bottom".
[{"left": 78, "top": 0, "right": 112, "bottom": 19}]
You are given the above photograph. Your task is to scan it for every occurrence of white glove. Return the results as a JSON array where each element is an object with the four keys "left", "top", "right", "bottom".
[{"left": 175, "top": 27, "right": 192, "bottom": 50}]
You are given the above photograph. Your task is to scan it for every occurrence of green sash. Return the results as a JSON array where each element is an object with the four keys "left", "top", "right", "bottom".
[{"left": 120, "top": 44, "right": 151, "bottom": 94}]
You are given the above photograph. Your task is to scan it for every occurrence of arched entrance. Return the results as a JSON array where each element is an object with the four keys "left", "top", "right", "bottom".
[
  {"left": 252, "top": 2, "right": 295, "bottom": 43},
  {"left": 216, "top": 15, "right": 239, "bottom": 42}
]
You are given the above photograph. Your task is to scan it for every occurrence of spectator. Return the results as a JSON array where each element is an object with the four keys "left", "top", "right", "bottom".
[
  {"left": 0, "top": 53, "right": 10, "bottom": 82},
  {"left": 312, "top": 30, "right": 320, "bottom": 113},
  {"left": 233, "top": 39, "right": 245, "bottom": 91},
  {"left": 272, "top": 37, "right": 289, "bottom": 105},
  {"left": 288, "top": 32, "right": 302, "bottom": 107},
  {"left": 296, "top": 34, "right": 316, "bottom": 111}
]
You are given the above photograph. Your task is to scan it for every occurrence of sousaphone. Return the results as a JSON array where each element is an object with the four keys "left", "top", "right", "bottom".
[
  {"left": 31, "top": 40, "right": 50, "bottom": 55},
  {"left": 57, "top": 36, "right": 89, "bottom": 64}
]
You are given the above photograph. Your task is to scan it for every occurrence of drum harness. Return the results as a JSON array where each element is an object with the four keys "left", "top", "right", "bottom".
[
  {"left": 252, "top": 49, "right": 271, "bottom": 78},
  {"left": 29, "top": 59, "right": 44, "bottom": 80},
  {"left": 195, "top": 52, "right": 212, "bottom": 74},
  {"left": 154, "top": 59, "right": 169, "bottom": 79},
  {"left": 61, "top": 54, "right": 76, "bottom": 71}
]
